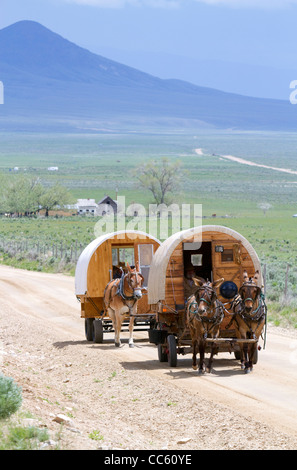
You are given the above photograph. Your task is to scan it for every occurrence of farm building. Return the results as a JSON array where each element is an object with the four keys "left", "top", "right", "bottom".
[
  {"left": 77, "top": 199, "right": 98, "bottom": 215},
  {"left": 97, "top": 195, "right": 118, "bottom": 216},
  {"left": 76, "top": 195, "right": 118, "bottom": 216}
]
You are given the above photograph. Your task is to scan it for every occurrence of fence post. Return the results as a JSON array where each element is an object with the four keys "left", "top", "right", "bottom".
[
  {"left": 263, "top": 263, "right": 266, "bottom": 297},
  {"left": 284, "top": 263, "right": 290, "bottom": 302}
]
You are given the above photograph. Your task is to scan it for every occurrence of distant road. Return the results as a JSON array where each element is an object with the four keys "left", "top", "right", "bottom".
[
  {"left": 194, "top": 148, "right": 297, "bottom": 176},
  {"left": 221, "top": 154, "right": 297, "bottom": 175}
]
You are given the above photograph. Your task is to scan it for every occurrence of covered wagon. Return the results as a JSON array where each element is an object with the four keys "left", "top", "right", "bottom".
[
  {"left": 75, "top": 230, "right": 161, "bottom": 343},
  {"left": 147, "top": 225, "right": 265, "bottom": 366}
]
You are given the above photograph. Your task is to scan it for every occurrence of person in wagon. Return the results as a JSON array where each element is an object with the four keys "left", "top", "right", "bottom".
[{"left": 184, "top": 266, "right": 198, "bottom": 301}]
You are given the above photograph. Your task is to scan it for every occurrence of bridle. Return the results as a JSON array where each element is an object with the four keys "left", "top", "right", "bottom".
[
  {"left": 238, "top": 282, "right": 264, "bottom": 319},
  {"left": 188, "top": 282, "right": 224, "bottom": 338},
  {"left": 231, "top": 281, "right": 267, "bottom": 341},
  {"left": 117, "top": 270, "right": 144, "bottom": 302},
  {"left": 196, "top": 283, "right": 216, "bottom": 308}
]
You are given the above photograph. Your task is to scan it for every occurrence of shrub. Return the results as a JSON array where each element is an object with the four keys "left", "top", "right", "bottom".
[
  {"left": 0, "top": 376, "right": 22, "bottom": 419},
  {"left": 0, "top": 425, "right": 49, "bottom": 450}
]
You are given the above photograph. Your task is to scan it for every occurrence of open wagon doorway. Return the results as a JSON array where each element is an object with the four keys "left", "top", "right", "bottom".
[
  {"left": 183, "top": 241, "right": 213, "bottom": 284},
  {"left": 111, "top": 245, "right": 135, "bottom": 279}
]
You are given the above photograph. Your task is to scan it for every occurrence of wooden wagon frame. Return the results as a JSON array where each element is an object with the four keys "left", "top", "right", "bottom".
[
  {"left": 147, "top": 225, "right": 265, "bottom": 367},
  {"left": 75, "top": 230, "right": 161, "bottom": 343}
]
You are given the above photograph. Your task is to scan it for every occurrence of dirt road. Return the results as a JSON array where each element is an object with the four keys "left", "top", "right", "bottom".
[
  {"left": 194, "top": 148, "right": 297, "bottom": 176},
  {"left": 1, "top": 265, "right": 297, "bottom": 450},
  {"left": 219, "top": 153, "right": 297, "bottom": 176}
]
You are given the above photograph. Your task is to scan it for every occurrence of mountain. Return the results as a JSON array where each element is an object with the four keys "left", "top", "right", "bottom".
[
  {"left": 0, "top": 20, "right": 296, "bottom": 132},
  {"left": 92, "top": 46, "right": 297, "bottom": 100}
]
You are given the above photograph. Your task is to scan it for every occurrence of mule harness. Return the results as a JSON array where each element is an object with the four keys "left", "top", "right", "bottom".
[
  {"left": 187, "top": 286, "right": 225, "bottom": 339},
  {"left": 117, "top": 272, "right": 136, "bottom": 301},
  {"left": 104, "top": 272, "right": 139, "bottom": 314},
  {"left": 116, "top": 271, "right": 144, "bottom": 314},
  {"left": 228, "top": 290, "right": 267, "bottom": 343}
]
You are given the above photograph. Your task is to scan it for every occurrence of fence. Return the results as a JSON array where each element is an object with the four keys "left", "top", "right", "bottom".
[
  {"left": 0, "top": 237, "right": 84, "bottom": 264},
  {"left": 0, "top": 237, "right": 296, "bottom": 305}
]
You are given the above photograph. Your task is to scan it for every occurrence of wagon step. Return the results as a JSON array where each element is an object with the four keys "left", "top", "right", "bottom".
[
  {"left": 204, "top": 338, "right": 258, "bottom": 344},
  {"left": 130, "top": 313, "right": 156, "bottom": 318}
]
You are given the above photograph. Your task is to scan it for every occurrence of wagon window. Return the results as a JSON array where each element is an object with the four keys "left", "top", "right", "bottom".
[
  {"left": 221, "top": 249, "right": 234, "bottom": 263},
  {"left": 112, "top": 247, "right": 135, "bottom": 268},
  {"left": 138, "top": 244, "right": 154, "bottom": 287},
  {"left": 191, "top": 254, "right": 203, "bottom": 266}
]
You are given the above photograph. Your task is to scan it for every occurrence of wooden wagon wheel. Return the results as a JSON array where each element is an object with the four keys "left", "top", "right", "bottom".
[
  {"left": 167, "top": 335, "right": 177, "bottom": 368},
  {"left": 234, "top": 343, "right": 258, "bottom": 363},
  {"left": 85, "top": 318, "right": 94, "bottom": 342},
  {"left": 158, "top": 344, "right": 168, "bottom": 362},
  {"left": 93, "top": 319, "right": 104, "bottom": 344}
]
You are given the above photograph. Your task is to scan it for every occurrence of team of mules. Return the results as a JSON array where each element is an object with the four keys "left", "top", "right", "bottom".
[
  {"left": 103, "top": 262, "right": 144, "bottom": 348},
  {"left": 186, "top": 271, "right": 266, "bottom": 374},
  {"left": 103, "top": 266, "right": 266, "bottom": 374}
]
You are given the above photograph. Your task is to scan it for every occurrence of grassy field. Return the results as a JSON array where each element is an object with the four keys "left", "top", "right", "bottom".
[{"left": 0, "top": 130, "right": 297, "bottom": 327}]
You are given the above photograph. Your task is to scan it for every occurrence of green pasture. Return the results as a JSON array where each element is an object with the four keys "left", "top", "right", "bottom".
[
  {"left": 0, "top": 130, "right": 297, "bottom": 327},
  {"left": 1, "top": 131, "right": 297, "bottom": 211}
]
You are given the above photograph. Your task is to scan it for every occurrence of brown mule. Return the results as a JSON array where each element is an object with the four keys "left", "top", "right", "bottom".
[
  {"left": 103, "top": 262, "right": 144, "bottom": 348},
  {"left": 232, "top": 270, "right": 266, "bottom": 373},
  {"left": 186, "top": 278, "right": 224, "bottom": 373}
]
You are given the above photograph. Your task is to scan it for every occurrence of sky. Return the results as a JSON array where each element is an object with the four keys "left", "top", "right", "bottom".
[{"left": 1, "top": 0, "right": 297, "bottom": 99}]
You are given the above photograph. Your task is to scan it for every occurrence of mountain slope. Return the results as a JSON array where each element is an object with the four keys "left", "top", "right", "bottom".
[{"left": 0, "top": 20, "right": 296, "bottom": 132}]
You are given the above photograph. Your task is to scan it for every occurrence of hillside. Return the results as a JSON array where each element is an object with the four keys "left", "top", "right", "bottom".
[{"left": 0, "top": 20, "right": 296, "bottom": 132}]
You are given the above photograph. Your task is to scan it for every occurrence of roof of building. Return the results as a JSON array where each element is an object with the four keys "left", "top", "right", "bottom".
[
  {"left": 97, "top": 195, "right": 118, "bottom": 205},
  {"left": 77, "top": 199, "right": 98, "bottom": 207}
]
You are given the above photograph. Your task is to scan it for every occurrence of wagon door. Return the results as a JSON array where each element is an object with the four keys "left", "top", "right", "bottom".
[
  {"left": 212, "top": 241, "right": 243, "bottom": 288},
  {"left": 212, "top": 240, "right": 243, "bottom": 329},
  {"left": 136, "top": 243, "right": 154, "bottom": 314}
]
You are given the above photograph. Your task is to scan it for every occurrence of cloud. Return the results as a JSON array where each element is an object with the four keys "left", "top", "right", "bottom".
[
  {"left": 193, "top": 0, "right": 297, "bottom": 7},
  {"left": 64, "top": 0, "right": 179, "bottom": 8},
  {"left": 64, "top": 0, "right": 297, "bottom": 8}
]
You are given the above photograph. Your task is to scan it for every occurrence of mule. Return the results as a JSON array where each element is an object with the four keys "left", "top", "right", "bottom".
[
  {"left": 232, "top": 270, "right": 266, "bottom": 374},
  {"left": 186, "top": 278, "right": 224, "bottom": 373},
  {"left": 103, "top": 262, "right": 144, "bottom": 348}
]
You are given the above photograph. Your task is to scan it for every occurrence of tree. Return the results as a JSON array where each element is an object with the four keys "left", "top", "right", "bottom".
[
  {"left": 0, "top": 174, "right": 72, "bottom": 217},
  {"left": 258, "top": 202, "right": 272, "bottom": 216},
  {"left": 39, "top": 183, "right": 71, "bottom": 217},
  {"left": 4, "top": 176, "right": 43, "bottom": 215},
  {"left": 133, "top": 158, "right": 183, "bottom": 205},
  {"left": 0, "top": 174, "right": 8, "bottom": 213}
]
